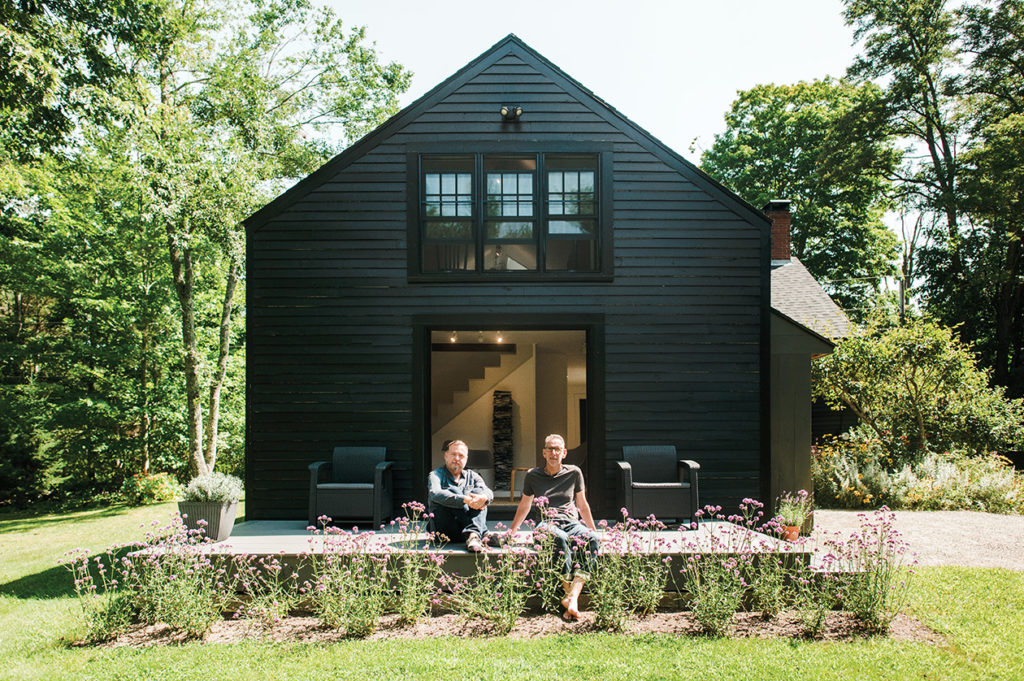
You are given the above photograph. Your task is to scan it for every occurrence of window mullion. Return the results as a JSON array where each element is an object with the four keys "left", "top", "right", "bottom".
[
  {"left": 537, "top": 152, "right": 546, "bottom": 272},
  {"left": 474, "top": 153, "right": 484, "bottom": 272}
]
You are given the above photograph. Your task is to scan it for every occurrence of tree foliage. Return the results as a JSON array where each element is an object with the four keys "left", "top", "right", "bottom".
[
  {"left": 0, "top": 0, "right": 410, "bottom": 502},
  {"left": 813, "top": 318, "right": 1024, "bottom": 461},
  {"left": 700, "top": 79, "right": 900, "bottom": 312},
  {"left": 842, "top": 0, "right": 1024, "bottom": 395}
]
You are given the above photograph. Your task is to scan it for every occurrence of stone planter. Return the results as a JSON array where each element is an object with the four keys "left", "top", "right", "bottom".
[{"left": 177, "top": 500, "right": 238, "bottom": 542}]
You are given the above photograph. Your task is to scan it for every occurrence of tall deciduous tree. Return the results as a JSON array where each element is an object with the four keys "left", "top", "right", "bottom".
[
  {"left": 700, "top": 79, "right": 900, "bottom": 312},
  {"left": 844, "top": 0, "right": 962, "bottom": 238},
  {"left": 1, "top": 0, "right": 410, "bottom": 500},
  {"left": 844, "top": 0, "right": 1024, "bottom": 394},
  {"left": 117, "top": 0, "right": 411, "bottom": 475},
  {"left": 0, "top": 0, "right": 163, "bottom": 158}
]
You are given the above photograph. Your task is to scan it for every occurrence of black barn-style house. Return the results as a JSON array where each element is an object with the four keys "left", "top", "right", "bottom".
[{"left": 243, "top": 35, "right": 848, "bottom": 520}]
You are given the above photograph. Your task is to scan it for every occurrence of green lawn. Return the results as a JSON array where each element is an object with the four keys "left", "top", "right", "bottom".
[{"left": 2, "top": 504, "right": 1021, "bottom": 681}]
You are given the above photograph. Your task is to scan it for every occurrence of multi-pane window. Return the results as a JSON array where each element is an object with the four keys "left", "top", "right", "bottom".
[
  {"left": 546, "top": 155, "right": 597, "bottom": 271},
  {"left": 422, "top": 157, "right": 475, "bottom": 271},
  {"left": 418, "top": 153, "right": 601, "bottom": 275},
  {"left": 485, "top": 156, "right": 536, "bottom": 271}
]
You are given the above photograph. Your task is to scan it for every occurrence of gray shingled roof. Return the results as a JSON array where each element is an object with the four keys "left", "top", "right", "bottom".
[{"left": 771, "top": 258, "right": 852, "bottom": 339}]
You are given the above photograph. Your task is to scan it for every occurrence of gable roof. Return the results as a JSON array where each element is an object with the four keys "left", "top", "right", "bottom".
[
  {"left": 771, "top": 258, "right": 852, "bottom": 340},
  {"left": 244, "top": 33, "right": 771, "bottom": 232}
]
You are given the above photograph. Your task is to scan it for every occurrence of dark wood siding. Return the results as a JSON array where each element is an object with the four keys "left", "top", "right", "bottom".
[{"left": 246, "top": 48, "right": 766, "bottom": 519}]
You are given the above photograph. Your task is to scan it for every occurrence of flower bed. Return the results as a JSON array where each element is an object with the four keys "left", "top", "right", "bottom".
[{"left": 64, "top": 502, "right": 916, "bottom": 644}]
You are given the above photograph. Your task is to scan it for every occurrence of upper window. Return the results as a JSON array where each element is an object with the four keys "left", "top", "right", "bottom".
[{"left": 414, "top": 151, "right": 608, "bottom": 278}]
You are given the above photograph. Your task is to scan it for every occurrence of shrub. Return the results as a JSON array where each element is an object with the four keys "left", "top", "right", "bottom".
[
  {"left": 120, "top": 473, "right": 181, "bottom": 506},
  {"left": 679, "top": 553, "right": 748, "bottom": 636},
  {"left": 64, "top": 548, "right": 137, "bottom": 642},
  {"left": 823, "top": 507, "right": 915, "bottom": 634},
  {"left": 588, "top": 513, "right": 671, "bottom": 631},
  {"left": 64, "top": 515, "right": 240, "bottom": 641},
  {"left": 814, "top": 434, "right": 1024, "bottom": 513},
  {"left": 233, "top": 554, "right": 300, "bottom": 633},
  {"left": 182, "top": 472, "right": 244, "bottom": 503},
  {"left": 130, "top": 518, "right": 236, "bottom": 637},
  {"left": 442, "top": 548, "right": 535, "bottom": 634},
  {"left": 814, "top": 318, "right": 1024, "bottom": 462},
  {"left": 388, "top": 502, "right": 446, "bottom": 626},
  {"left": 304, "top": 527, "right": 390, "bottom": 637}
]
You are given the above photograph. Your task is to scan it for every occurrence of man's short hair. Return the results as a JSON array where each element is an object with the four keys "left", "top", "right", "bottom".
[
  {"left": 544, "top": 434, "right": 565, "bottom": 447},
  {"left": 444, "top": 439, "right": 467, "bottom": 453}
]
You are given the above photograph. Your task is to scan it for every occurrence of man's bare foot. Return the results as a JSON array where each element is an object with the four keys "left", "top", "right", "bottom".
[{"left": 561, "top": 596, "right": 580, "bottom": 621}]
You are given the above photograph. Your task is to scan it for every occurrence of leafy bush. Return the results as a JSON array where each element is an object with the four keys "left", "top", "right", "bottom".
[
  {"left": 120, "top": 473, "right": 181, "bottom": 506},
  {"left": 821, "top": 508, "right": 915, "bottom": 634},
  {"left": 814, "top": 434, "right": 1024, "bottom": 512},
  {"left": 304, "top": 527, "right": 390, "bottom": 637},
  {"left": 588, "top": 513, "right": 671, "bottom": 631},
  {"left": 182, "top": 472, "right": 244, "bottom": 503},
  {"left": 64, "top": 515, "right": 240, "bottom": 640},
  {"left": 442, "top": 549, "right": 536, "bottom": 635},
  {"left": 388, "top": 502, "right": 446, "bottom": 626},
  {"left": 814, "top": 318, "right": 1024, "bottom": 462},
  {"left": 679, "top": 553, "right": 748, "bottom": 636}
]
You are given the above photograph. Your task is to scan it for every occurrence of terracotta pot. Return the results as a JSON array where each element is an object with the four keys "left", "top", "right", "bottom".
[{"left": 783, "top": 525, "right": 801, "bottom": 542}]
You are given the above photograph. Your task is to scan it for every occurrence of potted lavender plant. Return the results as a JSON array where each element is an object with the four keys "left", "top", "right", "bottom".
[{"left": 177, "top": 472, "right": 244, "bottom": 541}]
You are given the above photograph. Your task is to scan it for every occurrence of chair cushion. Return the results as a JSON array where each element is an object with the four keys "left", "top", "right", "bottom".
[
  {"left": 317, "top": 483, "right": 374, "bottom": 490},
  {"left": 632, "top": 482, "right": 688, "bottom": 490}
]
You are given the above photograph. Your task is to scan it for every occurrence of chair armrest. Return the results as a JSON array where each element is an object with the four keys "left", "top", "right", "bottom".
[
  {"left": 677, "top": 459, "right": 700, "bottom": 523},
  {"left": 309, "top": 461, "right": 332, "bottom": 484},
  {"left": 676, "top": 459, "right": 700, "bottom": 484},
  {"left": 308, "top": 461, "right": 331, "bottom": 527},
  {"left": 374, "top": 460, "right": 394, "bottom": 491},
  {"left": 615, "top": 461, "right": 633, "bottom": 514}
]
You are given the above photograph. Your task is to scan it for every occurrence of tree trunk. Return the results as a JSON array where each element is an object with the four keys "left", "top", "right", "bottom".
[
  {"left": 165, "top": 218, "right": 207, "bottom": 477},
  {"left": 994, "top": 237, "right": 1023, "bottom": 386},
  {"left": 201, "top": 256, "right": 240, "bottom": 472},
  {"left": 140, "top": 327, "right": 150, "bottom": 475}
]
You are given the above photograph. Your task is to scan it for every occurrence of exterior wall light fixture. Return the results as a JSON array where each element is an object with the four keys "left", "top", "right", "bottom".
[{"left": 500, "top": 105, "right": 523, "bottom": 121}]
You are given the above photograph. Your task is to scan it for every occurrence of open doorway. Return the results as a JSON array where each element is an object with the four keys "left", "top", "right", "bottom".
[{"left": 429, "top": 329, "right": 587, "bottom": 499}]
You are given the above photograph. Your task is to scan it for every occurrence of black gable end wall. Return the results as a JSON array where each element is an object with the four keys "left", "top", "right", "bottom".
[{"left": 247, "top": 50, "right": 764, "bottom": 519}]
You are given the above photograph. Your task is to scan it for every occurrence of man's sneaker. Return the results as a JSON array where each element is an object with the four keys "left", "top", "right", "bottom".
[{"left": 466, "top": 533, "right": 485, "bottom": 552}]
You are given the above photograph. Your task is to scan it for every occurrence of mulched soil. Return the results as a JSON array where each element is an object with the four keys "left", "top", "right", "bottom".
[{"left": 98, "top": 610, "right": 945, "bottom": 647}]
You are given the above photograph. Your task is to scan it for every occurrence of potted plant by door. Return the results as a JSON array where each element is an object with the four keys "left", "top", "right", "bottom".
[
  {"left": 776, "top": 489, "right": 811, "bottom": 542},
  {"left": 177, "top": 472, "right": 244, "bottom": 542}
]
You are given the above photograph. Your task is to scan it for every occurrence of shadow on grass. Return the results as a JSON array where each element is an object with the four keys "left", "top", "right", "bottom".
[
  {"left": 0, "top": 504, "right": 136, "bottom": 534},
  {"left": 0, "top": 564, "right": 76, "bottom": 599},
  {"left": 0, "top": 545, "right": 135, "bottom": 600}
]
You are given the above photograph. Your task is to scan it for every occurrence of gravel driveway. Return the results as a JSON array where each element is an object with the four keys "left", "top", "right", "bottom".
[{"left": 812, "top": 510, "right": 1024, "bottom": 570}]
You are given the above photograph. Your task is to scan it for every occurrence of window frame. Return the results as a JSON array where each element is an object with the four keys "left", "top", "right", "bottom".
[{"left": 407, "top": 142, "right": 613, "bottom": 282}]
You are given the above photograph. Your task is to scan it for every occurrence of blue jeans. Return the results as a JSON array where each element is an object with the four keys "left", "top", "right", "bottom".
[
  {"left": 539, "top": 520, "right": 599, "bottom": 580},
  {"left": 429, "top": 504, "right": 488, "bottom": 544}
]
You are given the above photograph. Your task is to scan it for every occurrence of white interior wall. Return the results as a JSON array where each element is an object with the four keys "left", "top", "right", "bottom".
[{"left": 430, "top": 352, "right": 537, "bottom": 480}]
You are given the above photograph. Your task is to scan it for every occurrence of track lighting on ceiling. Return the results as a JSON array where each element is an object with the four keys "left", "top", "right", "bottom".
[
  {"left": 449, "top": 331, "right": 457, "bottom": 343},
  {"left": 496, "top": 331, "right": 504, "bottom": 343}
]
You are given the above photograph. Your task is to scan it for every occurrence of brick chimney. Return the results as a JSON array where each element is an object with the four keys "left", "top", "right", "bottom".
[{"left": 764, "top": 199, "right": 792, "bottom": 263}]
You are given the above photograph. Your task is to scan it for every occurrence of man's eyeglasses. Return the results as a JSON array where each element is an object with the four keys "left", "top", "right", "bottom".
[{"left": 543, "top": 447, "right": 565, "bottom": 452}]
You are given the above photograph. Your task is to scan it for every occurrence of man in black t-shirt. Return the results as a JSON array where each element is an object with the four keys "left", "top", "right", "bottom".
[{"left": 508, "top": 433, "right": 599, "bottom": 621}]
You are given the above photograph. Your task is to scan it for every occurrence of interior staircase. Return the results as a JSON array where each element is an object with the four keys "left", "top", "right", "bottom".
[{"left": 431, "top": 344, "right": 534, "bottom": 435}]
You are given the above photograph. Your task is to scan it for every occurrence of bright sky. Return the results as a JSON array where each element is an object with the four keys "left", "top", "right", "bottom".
[{"left": 328, "top": 0, "right": 861, "bottom": 163}]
